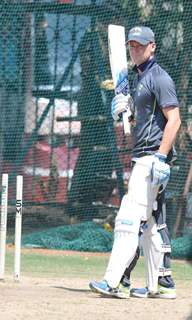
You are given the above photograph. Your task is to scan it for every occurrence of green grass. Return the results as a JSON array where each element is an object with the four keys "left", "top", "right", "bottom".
[
  {"left": 5, "top": 248, "right": 192, "bottom": 281},
  {"left": 6, "top": 249, "right": 109, "bottom": 278}
]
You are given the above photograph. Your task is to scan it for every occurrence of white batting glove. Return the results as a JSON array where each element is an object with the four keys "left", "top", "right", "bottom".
[
  {"left": 111, "top": 93, "right": 134, "bottom": 121},
  {"left": 151, "top": 153, "right": 170, "bottom": 189}
]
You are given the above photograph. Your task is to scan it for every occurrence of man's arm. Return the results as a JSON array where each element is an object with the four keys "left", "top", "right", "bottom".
[{"left": 158, "top": 106, "right": 181, "bottom": 156}]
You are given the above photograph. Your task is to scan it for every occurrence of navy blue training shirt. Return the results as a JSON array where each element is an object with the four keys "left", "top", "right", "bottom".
[{"left": 131, "top": 58, "right": 179, "bottom": 160}]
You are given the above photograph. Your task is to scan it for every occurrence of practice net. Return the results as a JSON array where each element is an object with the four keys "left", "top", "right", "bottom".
[{"left": 0, "top": 0, "right": 191, "bottom": 258}]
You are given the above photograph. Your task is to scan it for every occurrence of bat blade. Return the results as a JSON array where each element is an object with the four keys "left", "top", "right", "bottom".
[{"left": 108, "top": 24, "right": 131, "bottom": 135}]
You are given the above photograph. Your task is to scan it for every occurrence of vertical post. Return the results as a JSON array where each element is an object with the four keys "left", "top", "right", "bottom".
[
  {"left": 0, "top": 173, "right": 9, "bottom": 280},
  {"left": 14, "top": 175, "right": 23, "bottom": 282}
]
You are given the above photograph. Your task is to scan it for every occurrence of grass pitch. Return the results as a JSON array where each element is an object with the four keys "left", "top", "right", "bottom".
[{"left": 5, "top": 246, "right": 192, "bottom": 281}]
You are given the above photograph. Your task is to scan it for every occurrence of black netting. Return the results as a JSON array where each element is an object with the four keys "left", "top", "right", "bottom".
[{"left": 0, "top": 1, "right": 191, "bottom": 255}]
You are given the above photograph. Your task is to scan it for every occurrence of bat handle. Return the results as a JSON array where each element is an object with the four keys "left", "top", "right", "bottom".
[{"left": 123, "top": 111, "right": 131, "bottom": 135}]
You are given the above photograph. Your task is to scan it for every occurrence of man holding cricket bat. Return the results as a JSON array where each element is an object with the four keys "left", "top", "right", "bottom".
[{"left": 89, "top": 26, "right": 181, "bottom": 299}]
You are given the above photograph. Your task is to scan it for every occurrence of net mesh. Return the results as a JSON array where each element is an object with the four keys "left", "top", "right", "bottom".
[
  {"left": 22, "top": 221, "right": 113, "bottom": 252},
  {"left": 20, "top": 221, "right": 192, "bottom": 259},
  {"left": 0, "top": 0, "right": 191, "bottom": 257}
]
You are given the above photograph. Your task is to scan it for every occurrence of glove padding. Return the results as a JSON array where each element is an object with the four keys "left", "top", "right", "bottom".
[
  {"left": 151, "top": 153, "right": 170, "bottom": 190},
  {"left": 111, "top": 93, "right": 134, "bottom": 121}
]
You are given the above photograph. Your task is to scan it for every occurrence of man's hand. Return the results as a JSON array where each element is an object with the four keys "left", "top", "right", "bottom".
[
  {"left": 151, "top": 153, "right": 170, "bottom": 189},
  {"left": 111, "top": 93, "right": 134, "bottom": 121}
]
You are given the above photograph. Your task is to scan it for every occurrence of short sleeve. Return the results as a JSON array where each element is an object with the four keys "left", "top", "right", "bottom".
[{"left": 154, "top": 74, "right": 179, "bottom": 108}]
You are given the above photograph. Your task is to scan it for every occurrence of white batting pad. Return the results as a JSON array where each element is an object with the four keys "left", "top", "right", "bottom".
[
  {"left": 104, "top": 231, "right": 138, "bottom": 288},
  {"left": 103, "top": 156, "right": 161, "bottom": 289},
  {"left": 141, "top": 216, "right": 164, "bottom": 293}
]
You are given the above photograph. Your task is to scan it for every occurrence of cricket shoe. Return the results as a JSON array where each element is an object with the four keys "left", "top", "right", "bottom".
[
  {"left": 89, "top": 280, "right": 130, "bottom": 299},
  {"left": 157, "top": 285, "right": 176, "bottom": 299},
  {"left": 130, "top": 285, "right": 176, "bottom": 299}
]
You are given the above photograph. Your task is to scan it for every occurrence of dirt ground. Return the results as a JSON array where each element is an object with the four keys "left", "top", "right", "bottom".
[{"left": 0, "top": 276, "right": 191, "bottom": 320}]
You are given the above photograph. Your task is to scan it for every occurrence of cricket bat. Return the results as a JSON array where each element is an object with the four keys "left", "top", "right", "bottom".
[{"left": 108, "top": 24, "right": 131, "bottom": 135}]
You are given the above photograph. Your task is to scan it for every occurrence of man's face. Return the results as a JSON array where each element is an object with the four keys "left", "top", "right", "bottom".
[{"left": 128, "top": 40, "right": 156, "bottom": 66}]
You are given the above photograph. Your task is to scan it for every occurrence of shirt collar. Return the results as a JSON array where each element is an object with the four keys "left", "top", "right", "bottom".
[{"left": 133, "top": 57, "right": 156, "bottom": 74}]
